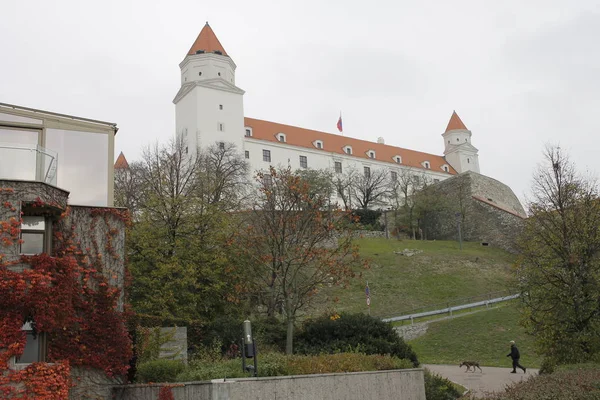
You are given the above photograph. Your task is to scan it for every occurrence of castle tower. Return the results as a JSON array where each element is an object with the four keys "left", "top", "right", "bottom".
[
  {"left": 173, "top": 22, "right": 245, "bottom": 156},
  {"left": 442, "top": 111, "right": 480, "bottom": 173}
]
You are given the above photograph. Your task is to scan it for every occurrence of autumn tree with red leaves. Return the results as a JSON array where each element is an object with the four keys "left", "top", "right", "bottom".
[{"left": 234, "top": 166, "right": 363, "bottom": 354}]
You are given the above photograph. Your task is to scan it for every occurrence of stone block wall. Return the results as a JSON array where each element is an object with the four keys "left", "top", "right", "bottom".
[{"left": 421, "top": 172, "right": 526, "bottom": 252}]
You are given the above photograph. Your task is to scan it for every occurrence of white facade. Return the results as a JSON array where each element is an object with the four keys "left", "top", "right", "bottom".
[
  {"left": 174, "top": 25, "right": 481, "bottom": 195},
  {"left": 174, "top": 52, "right": 245, "bottom": 157},
  {"left": 442, "top": 127, "right": 480, "bottom": 174}
]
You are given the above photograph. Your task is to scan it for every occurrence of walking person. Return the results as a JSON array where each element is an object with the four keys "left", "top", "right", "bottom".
[{"left": 506, "top": 340, "right": 526, "bottom": 373}]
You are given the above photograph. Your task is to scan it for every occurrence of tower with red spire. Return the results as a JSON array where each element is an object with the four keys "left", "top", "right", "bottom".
[
  {"left": 442, "top": 111, "right": 480, "bottom": 173},
  {"left": 173, "top": 22, "right": 245, "bottom": 155}
]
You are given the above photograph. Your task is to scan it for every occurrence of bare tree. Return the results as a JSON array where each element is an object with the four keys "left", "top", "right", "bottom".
[
  {"left": 331, "top": 168, "right": 357, "bottom": 211},
  {"left": 114, "top": 160, "right": 144, "bottom": 218},
  {"left": 389, "top": 168, "right": 428, "bottom": 239},
  {"left": 199, "top": 142, "right": 250, "bottom": 211},
  {"left": 352, "top": 167, "right": 390, "bottom": 209}
]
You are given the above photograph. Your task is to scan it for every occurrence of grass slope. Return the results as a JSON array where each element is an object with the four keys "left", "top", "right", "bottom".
[
  {"left": 409, "top": 303, "right": 542, "bottom": 368},
  {"left": 318, "top": 238, "right": 517, "bottom": 318}
]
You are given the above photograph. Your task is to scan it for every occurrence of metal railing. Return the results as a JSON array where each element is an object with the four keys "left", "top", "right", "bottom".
[
  {"left": 381, "top": 290, "right": 520, "bottom": 324},
  {"left": 0, "top": 143, "right": 58, "bottom": 185}
]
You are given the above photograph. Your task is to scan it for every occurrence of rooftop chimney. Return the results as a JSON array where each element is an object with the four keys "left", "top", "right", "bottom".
[{"left": 377, "top": 137, "right": 385, "bottom": 144}]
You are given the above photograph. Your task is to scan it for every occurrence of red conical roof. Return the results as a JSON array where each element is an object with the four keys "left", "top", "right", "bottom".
[
  {"left": 445, "top": 111, "right": 468, "bottom": 132},
  {"left": 114, "top": 152, "right": 129, "bottom": 169},
  {"left": 187, "top": 22, "right": 228, "bottom": 57}
]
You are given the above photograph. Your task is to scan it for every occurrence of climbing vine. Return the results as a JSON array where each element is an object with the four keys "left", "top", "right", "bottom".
[{"left": 0, "top": 190, "right": 132, "bottom": 399}]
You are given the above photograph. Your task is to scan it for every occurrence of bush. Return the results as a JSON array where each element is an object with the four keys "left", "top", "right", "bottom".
[
  {"left": 136, "top": 359, "right": 186, "bottom": 383},
  {"left": 350, "top": 209, "right": 383, "bottom": 230},
  {"left": 424, "top": 370, "right": 462, "bottom": 400},
  {"left": 176, "top": 359, "right": 246, "bottom": 381},
  {"left": 295, "top": 313, "right": 419, "bottom": 367},
  {"left": 484, "top": 366, "right": 600, "bottom": 399},
  {"left": 286, "top": 353, "right": 412, "bottom": 375}
]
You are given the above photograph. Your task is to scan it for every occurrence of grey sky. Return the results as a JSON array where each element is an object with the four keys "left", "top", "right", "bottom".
[{"left": 2, "top": 0, "right": 599, "bottom": 204}]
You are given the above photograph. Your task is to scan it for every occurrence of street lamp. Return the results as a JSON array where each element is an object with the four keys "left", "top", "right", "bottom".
[{"left": 241, "top": 320, "right": 258, "bottom": 377}]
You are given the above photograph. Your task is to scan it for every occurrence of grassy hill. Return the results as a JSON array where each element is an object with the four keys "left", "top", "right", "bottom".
[
  {"left": 316, "top": 238, "right": 517, "bottom": 318},
  {"left": 409, "top": 303, "right": 542, "bottom": 368}
]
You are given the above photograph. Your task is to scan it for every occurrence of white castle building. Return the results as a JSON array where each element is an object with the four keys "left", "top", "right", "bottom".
[{"left": 173, "top": 23, "right": 480, "bottom": 186}]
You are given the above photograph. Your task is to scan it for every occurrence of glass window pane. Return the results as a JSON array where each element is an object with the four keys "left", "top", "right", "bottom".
[
  {"left": 46, "top": 129, "right": 109, "bottom": 206},
  {"left": 16, "top": 332, "right": 40, "bottom": 363},
  {"left": 21, "top": 232, "right": 44, "bottom": 254},
  {"left": 22, "top": 216, "right": 45, "bottom": 231},
  {"left": 0, "top": 128, "right": 40, "bottom": 181}
]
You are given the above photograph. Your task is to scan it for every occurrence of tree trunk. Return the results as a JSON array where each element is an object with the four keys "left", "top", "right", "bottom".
[{"left": 285, "top": 317, "right": 294, "bottom": 355}]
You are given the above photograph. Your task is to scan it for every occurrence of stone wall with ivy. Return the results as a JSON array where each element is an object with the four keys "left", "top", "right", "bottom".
[{"left": 0, "top": 180, "right": 132, "bottom": 400}]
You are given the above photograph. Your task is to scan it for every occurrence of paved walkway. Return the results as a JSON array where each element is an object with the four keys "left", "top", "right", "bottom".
[{"left": 423, "top": 364, "right": 538, "bottom": 397}]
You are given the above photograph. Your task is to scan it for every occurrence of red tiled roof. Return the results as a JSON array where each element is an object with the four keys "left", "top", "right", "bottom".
[
  {"left": 114, "top": 152, "right": 129, "bottom": 169},
  {"left": 244, "top": 117, "right": 456, "bottom": 174},
  {"left": 445, "top": 111, "right": 468, "bottom": 132},
  {"left": 472, "top": 196, "right": 526, "bottom": 219},
  {"left": 187, "top": 22, "right": 228, "bottom": 57}
]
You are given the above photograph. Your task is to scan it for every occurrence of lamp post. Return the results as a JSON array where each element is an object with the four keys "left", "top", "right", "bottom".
[
  {"left": 241, "top": 320, "right": 258, "bottom": 377},
  {"left": 455, "top": 212, "right": 462, "bottom": 250}
]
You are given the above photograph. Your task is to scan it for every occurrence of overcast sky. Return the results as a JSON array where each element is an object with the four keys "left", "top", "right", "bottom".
[{"left": 2, "top": 0, "right": 599, "bottom": 204}]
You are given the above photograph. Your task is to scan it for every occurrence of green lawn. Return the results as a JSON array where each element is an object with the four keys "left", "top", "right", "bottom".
[
  {"left": 316, "top": 238, "right": 517, "bottom": 318},
  {"left": 409, "top": 303, "right": 542, "bottom": 368}
]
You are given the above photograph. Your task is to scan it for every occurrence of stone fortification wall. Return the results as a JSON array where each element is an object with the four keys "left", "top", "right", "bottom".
[{"left": 421, "top": 172, "right": 525, "bottom": 252}]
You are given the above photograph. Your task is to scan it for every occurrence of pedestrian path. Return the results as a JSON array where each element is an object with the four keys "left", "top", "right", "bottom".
[{"left": 423, "top": 364, "right": 538, "bottom": 397}]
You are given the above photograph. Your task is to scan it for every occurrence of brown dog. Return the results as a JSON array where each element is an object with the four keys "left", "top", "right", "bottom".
[{"left": 459, "top": 361, "right": 483, "bottom": 372}]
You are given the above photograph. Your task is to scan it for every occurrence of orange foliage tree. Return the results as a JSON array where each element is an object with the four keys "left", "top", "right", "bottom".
[{"left": 233, "top": 167, "right": 364, "bottom": 354}]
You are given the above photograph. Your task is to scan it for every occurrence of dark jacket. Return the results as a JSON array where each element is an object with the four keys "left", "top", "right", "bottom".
[{"left": 507, "top": 344, "right": 520, "bottom": 360}]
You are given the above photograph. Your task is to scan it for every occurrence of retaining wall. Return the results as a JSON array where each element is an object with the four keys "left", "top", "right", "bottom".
[{"left": 113, "top": 369, "right": 426, "bottom": 400}]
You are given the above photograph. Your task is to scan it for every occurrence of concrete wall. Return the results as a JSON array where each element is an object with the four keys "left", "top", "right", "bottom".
[{"left": 114, "top": 369, "right": 426, "bottom": 400}]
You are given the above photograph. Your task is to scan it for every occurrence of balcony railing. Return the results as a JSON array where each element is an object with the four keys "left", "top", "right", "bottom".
[{"left": 0, "top": 143, "right": 58, "bottom": 185}]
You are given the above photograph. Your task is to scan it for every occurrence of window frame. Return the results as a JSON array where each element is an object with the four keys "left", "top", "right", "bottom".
[
  {"left": 245, "top": 128, "right": 252, "bottom": 137},
  {"left": 334, "top": 161, "right": 342, "bottom": 174},
  {"left": 14, "top": 322, "right": 46, "bottom": 365},
  {"left": 20, "top": 216, "right": 49, "bottom": 255},
  {"left": 299, "top": 155, "right": 308, "bottom": 169},
  {"left": 262, "top": 149, "right": 271, "bottom": 162},
  {"left": 244, "top": 150, "right": 249, "bottom": 159},
  {"left": 364, "top": 166, "right": 371, "bottom": 178}
]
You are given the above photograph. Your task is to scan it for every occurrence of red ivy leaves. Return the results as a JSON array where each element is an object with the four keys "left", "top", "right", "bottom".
[{"left": 0, "top": 203, "right": 132, "bottom": 399}]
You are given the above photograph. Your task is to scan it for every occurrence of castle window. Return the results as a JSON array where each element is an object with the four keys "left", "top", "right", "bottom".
[
  {"left": 245, "top": 150, "right": 249, "bottom": 159},
  {"left": 245, "top": 128, "right": 252, "bottom": 137},
  {"left": 368, "top": 151, "right": 375, "bottom": 159},
  {"left": 335, "top": 161, "right": 342, "bottom": 174},
  {"left": 218, "top": 123, "right": 224, "bottom": 132},
  {"left": 424, "top": 161, "right": 430, "bottom": 169},
  {"left": 218, "top": 72, "right": 221, "bottom": 76},
  {"left": 394, "top": 156, "right": 402, "bottom": 164},
  {"left": 299, "top": 155, "right": 308, "bottom": 169},
  {"left": 314, "top": 140, "right": 323, "bottom": 149},
  {"left": 219, "top": 142, "right": 225, "bottom": 150},
  {"left": 467, "top": 158, "right": 471, "bottom": 164},
  {"left": 263, "top": 174, "right": 272, "bottom": 187},
  {"left": 199, "top": 72, "right": 202, "bottom": 76},
  {"left": 277, "top": 133, "right": 286, "bottom": 143},
  {"left": 344, "top": 146, "right": 352, "bottom": 155},
  {"left": 219, "top": 104, "right": 223, "bottom": 110},
  {"left": 457, "top": 138, "right": 460, "bottom": 142},
  {"left": 390, "top": 171, "right": 397, "bottom": 181},
  {"left": 364, "top": 166, "right": 370, "bottom": 178},
  {"left": 262, "top": 149, "right": 271, "bottom": 162}
]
